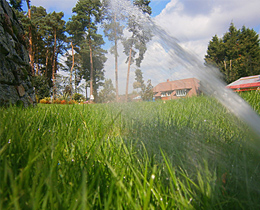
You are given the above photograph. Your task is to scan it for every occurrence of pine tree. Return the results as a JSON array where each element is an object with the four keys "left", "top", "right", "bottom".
[
  {"left": 103, "top": 0, "right": 124, "bottom": 102},
  {"left": 123, "top": 0, "right": 152, "bottom": 101},
  {"left": 66, "top": 14, "right": 85, "bottom": 96},
  {"left": 133, "top": 69, "right": 145, "bottom": 94},
  {"left": 98, "top": 79, "right": 116, "bottom": 103},
  {"left": 205, "top": 23, "right": 260, "bottom": 83},
  {"left": 9, "top": 0, "right": 23, "bottom": 11},
  {"left": 72, "top": 0, "right": 104, "bottom": 101},
  {"left": 142, "top": 79, "right": 153, "bottom": 101},
  {"left": 44, "top": 11, "right": 66, "bottom": 98}
]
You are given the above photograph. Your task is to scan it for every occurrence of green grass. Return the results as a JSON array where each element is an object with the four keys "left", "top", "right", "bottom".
[{"left": 0, "top": 93, "right": 260, "bottom": 209}]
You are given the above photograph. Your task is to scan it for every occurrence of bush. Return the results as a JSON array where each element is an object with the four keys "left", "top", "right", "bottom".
[
  {"left": 73, "top": 93, "right": 85, "bottom": 102},
  {"left": 39, "top": 97, "right": 51, "bottom": 104},
  {"left": 32, "top": 75, "right": 51, "bottom": 100},
  {"left": 52, "top": 99, "right": 61, "bottom": 104},
  {"left": 39, "top": 99, "right": 47, "bottom": 104},
  {"left": 68, "top": 100, "right": 77, "bottom": 104}
]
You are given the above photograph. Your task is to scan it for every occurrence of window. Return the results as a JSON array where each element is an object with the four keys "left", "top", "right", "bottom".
[
  {"left": 176, "top": 89, "right": 187, "bottom": 97},
  {"left": 161, "top": 91, "right": 172, "bottom": 97}
]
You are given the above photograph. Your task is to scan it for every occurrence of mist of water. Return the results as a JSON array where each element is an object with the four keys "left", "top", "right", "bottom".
[{"left": 108, "top": 0, "right": 260, "bottom": 137}]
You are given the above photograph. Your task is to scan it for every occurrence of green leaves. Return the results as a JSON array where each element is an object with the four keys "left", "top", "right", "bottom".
[
  {"left": 98, "top": 79, "right": 116, "bottom": 103},
  {"left": 123, "top": 0, "right": 152, "bottom": 66},
  {"left": 205, "top": 23, "right": 260, "bottom": 83}
]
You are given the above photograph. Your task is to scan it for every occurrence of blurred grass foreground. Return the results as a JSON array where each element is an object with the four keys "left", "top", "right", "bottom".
[{"left": 1, "top": 91, "right": 260, "bottom": 209}]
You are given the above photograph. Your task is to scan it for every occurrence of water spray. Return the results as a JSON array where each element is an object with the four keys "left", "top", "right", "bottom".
[{"left": 108, "top": 0, "right": 260, "bottom": 137}]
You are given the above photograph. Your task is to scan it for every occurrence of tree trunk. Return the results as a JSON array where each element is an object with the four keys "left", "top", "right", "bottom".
[
  {"left": 70, "top": 41, "right": 75, "bottom": 97},
  {"left": 114, "top": 14, "right": 119, "bottom": 102},
  {"left": 224, "top": 60, "right": 227, "bottom": 81},
  {"left": 125, "top": 47, "right": 132, "bottom": 102},
  {"left": 88, "top": 37, "right": 94, "bottom": 100},
  {"left": 36, "top": 36, "right": 39, "bottom": 75},
  {"left": 52, "top": 28, "right": 57, "bottom": 99},
  {"left": 85, "top": 83, "right": 88, "bottom": 100},
  {"left": 26, "top": 0, "right": 34, "bottom": 75},
  {"left": 229, "top": 59, "right": 232, "bottom": 82},
  {"left": 45, "top": 48, "right": 49, "bottom": 77}
]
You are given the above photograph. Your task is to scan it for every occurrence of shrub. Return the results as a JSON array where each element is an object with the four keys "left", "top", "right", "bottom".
[
  {"left": 73, "top": 93, "right": 85, "bottom": 102},
  {"left": 68, "top": 100, "right": 76, "bottom": 104},
  {"left": 32, "top": 75, "right": 50, "bottom": 100},
  {"left": 52, "top": 99, "right": 61, "bottom": 104},
  {"left": 39, "top": 99, "right": 46, "bottom": 104}
]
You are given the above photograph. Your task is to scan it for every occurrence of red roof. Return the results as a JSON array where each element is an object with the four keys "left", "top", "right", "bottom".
[
  {"left": 227, "top": 75, "right": 260, "bottom": 91},
  {"left": 153, "top": 78, "right": 200, "bottom": 97}
]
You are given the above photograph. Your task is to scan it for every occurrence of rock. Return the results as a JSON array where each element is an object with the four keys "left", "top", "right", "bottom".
[
  {"left": 0, "top": 0, "right": 36, "bottom": 107},
  {"left": 16, "top": 85, "right": 25, "bottom": 96}
]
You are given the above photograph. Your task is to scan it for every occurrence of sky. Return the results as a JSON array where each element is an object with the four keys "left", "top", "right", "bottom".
[{"left": 25, "top": 0, "right": 260, "bottom": 95}]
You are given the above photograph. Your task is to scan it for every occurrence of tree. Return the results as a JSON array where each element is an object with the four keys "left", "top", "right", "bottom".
[
  {"left": 123, "top": 0, "right": 152, "bottom": 101},
  {"left": 98, "top": 79, "right": 116, "bottom": 103},
  {"left": 66, "top": 11, "right": 85, "bottom": 97},
  {"left": 44, "top": 11, "right": 66, "bottom": 98},
  {"left": 32, "top": 75, "right": 50, "bottom": 101},
  {"left": 15, "top": 5, "right": 67, "bottom": 96},
  {"left": 133, "top": 69, "right": 145, "bottom": 93},
  {"left": 24, "top": 0, "right": 34, "bottom": 75},
  {"left": 72, "top": 0, "right": 104, "bottom": 101},
  {"left": 205, "top": 23, "right": 260, "bottom": 83},
  {"left": 75, "top": 33, "right": 106, "bottom": 101},
  {"left": 9, "top": 0, "right": 23, "bottom": 11},
  {"left": 103, "top": 0, "right": 124, "bottom": 102},
  {"left": 62, "top": 50, "right": 82, "bottom": 96},
  {"left": 142, "top": 79, "right": 153, "bottom": 101}
]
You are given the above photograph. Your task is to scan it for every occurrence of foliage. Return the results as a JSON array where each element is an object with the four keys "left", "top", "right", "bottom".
[
  {"left": 1, "top": 95, "right": 260, "bottom": 209},
  {"left": 73, "top": 93, "right": 86, "bottom": 102},
  {"left": 70, "top": 0, "right": 106, "bottom": 101},
  {"left": 39, "top": 97, "right": 51, "bottom": 104},
  {"left": 67, "top": 0, "right": 107, "bottom": 102},
  {"left": 133, "top": 69, "right": 145, "bottom": 91},
  {"left": 122, "top": 0, "right": 152, "bottom": 67},
  {"left": 15, "top": 5, "right": 67, "bottom": 93},
  {"left": 9, "top": 0, "right": 23, "bottom": 11},
  {"left": 98, "top": 79, "right": 116, "bottom": 103},
  {"left": 102, "top": 0, "right": 125, "bottom": 100},
  {"left": 31, "top": 75, "right": 50, "bottom": 100},
  {"left": 205, "top": 23, "right": 260, "bottom": 83},
  {"left": 141, "top": 79, "right": 153, "bottom": 101},
  {"left": 123, "top": 0, "right": 152, "bottom": 99},
  {"left": 133, "top": 69, "right": 153, "bottom": 101}
]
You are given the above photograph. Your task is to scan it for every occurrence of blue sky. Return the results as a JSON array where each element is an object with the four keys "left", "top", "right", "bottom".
[
  {"left": 23, "top": 0, "right": 260, "bottom": 94},
  {"left": 26, "top": 0, "right": 171, "bottom": 20}
]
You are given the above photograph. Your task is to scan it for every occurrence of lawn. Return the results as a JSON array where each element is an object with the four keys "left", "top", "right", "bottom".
[{"left": 0, "top": 92, "right": 260, "bottom": 209}]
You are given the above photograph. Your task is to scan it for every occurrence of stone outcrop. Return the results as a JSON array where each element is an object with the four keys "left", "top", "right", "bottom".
[{"left": 0, "top": 0, "right": 35, "bottom": 107}]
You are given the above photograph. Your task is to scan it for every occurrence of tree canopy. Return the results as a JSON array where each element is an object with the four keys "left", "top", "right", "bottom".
[
  {"left": 205, "top": 23, "right": 260, "bottom": 83},
  {"left": 8, "top": 0, "right": 156, "bottom": 103}
]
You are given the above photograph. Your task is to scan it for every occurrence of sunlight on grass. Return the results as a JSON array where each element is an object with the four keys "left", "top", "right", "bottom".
[{"left": 0, "top": 93, "right": 260, "bottom": 209}]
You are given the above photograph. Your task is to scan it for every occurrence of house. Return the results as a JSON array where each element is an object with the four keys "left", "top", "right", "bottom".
[
  {"left": 226, "top": 75, "right": 260, "bottom": 92},
  {"left": 153, "top": 78, "right": 200, "bottom": 100}
]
